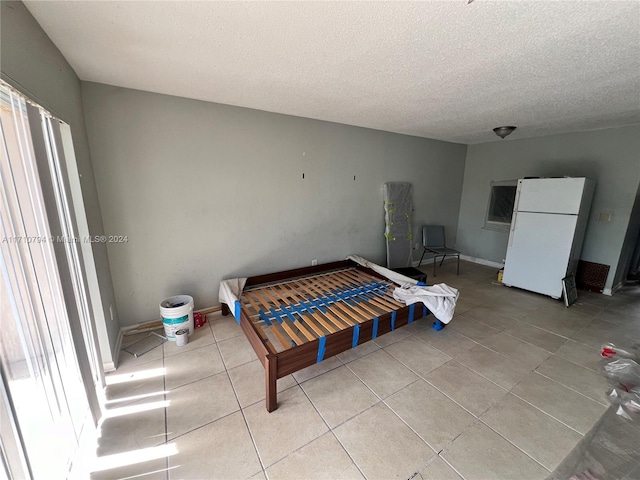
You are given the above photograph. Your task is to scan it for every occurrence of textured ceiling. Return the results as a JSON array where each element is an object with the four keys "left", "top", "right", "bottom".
[{"left": 23, "top": 1, "right": 640, "bottom": 144}]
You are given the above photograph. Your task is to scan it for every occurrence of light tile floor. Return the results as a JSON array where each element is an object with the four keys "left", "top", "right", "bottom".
[{"left": 89, "top": 261, "right": 640, "bottom": 480}]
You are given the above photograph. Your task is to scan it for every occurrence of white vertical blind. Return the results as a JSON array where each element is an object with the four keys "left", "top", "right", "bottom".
[{"left": 0, "top": 81, "right": 99, "bottom": 479}]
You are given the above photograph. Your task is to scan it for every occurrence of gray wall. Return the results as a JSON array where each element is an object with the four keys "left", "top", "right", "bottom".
[
  {"left": 0, "top": 1, "right": 120, "bottom": 364},
  {"left": 81, "top": 82, "right": 467, "bottom": 326},
  {"left": 457, "top": 125, "right": 640, "bottom": 291}
]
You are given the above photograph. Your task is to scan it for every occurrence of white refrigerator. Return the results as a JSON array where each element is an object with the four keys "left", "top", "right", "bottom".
[{"left": 502, "top": 177, "right": 595, "bottom": 299}]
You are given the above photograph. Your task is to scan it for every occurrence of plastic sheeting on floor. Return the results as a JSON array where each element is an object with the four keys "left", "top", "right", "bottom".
[{"left": 547, "top": 405, "right": 640, "bottom": 480}]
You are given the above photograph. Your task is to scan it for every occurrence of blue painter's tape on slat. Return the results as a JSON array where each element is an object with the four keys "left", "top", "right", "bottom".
[
  {"left": 234, "top": 300, "right": 241, "bottom": 323},
  {"left": 311, "top": 300, "right": 327, "bottom": 314},
  {"left": 433, "top": 319, "right": 445, "bottom": 331},
  {"left": 417, "top": 281, "right": 427, "bottom": 286},
  {"left": 372, "top": 317, "right": 379, "bottom": 339},
  {"left": 391, "top": 311, "right": 396, "bottom": 330},
  {"left": 270, "top": 307, "right": 284, "bottom": 324},
  {"left": 356, "top": 289, "right": 375, "bottom": 300},
  {"left": 318, "top": 295, "right": 333, "bottom": 307},
  {"left": 283, "top": 307, "right": 297, "bottom": 323},
  {"left": 259, "top": 310, "right": 272, "bottom": 326},
  {"left": 317, "top": 336, "right": 326, "bottom": 363},
  {"left": 423, "top": 305, "right": 428, "bottom": 318},
  {"left": 408, "top": 304, "right": 415, "bottom": 323},
  {"left": 354, "top": 292, "right": 372, "bottom": 303},
  {"left": 289, "top": 304, "right": 302, "bottom": 316},
  {"left": 352, "top": 324, "right": 360, "bottom": 348},
  {"left": 299, "top": 302, "right": 315, "bottom": 315},
  {"left": 336, "top": 290, "right": 357, "bottom": 306}
]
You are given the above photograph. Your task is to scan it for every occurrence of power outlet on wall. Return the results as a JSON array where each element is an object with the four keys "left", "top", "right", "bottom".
[{"left": 311, "top": 259, "right": 318, "bottom": 266}]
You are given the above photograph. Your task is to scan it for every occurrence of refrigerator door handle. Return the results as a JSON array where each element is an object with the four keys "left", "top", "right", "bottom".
[
  {"left": 508, "top": 211, "right": 517, "bottom": 247},
  {"left": 513, "top": 181, "right": 522, "bottom": 213},
  {"left": 508, "top": 180, "right": 522, "bottom": 248}
]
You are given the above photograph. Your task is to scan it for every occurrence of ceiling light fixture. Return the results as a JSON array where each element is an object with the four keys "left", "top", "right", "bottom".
[{"left": 493, "top": 126, "right": 517, "bottom": 139}]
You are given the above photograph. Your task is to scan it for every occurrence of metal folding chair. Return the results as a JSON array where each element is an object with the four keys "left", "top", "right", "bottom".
[{"left": 418, "top": 225, "right": 460, "bottom": 276}]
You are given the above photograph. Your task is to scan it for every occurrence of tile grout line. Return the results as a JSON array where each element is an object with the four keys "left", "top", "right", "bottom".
[
  {"left": 381, "top": 378, "right": 464, "bottom": 453},
  {"left": 234, "top": 409, "right": 265, "bottom": 479},
  {"left": 507, "top": 387, "right": 598, "bottom": 437},
  {"left": 162, "top": 342, "right": 169, "bottom": 480},
  {"left": 336, "top": 344, "right": 470, "bottom": 477},
  {"left": 399, "top": 322, "right": 559, "bottom": 474},
  {"left": 296, "top": 380, "right": 370, "bottom": 480},
  {"left": 164, "top": 341, "right": 240, "bottom": 440},
  {"left": 339, "top": 357, "right": 440, "bottom": 479},
  {"left": 367, "top": 338, "right": 508, "bottom": 422},
  {"left": 424, "top": 358, "right": 511, "bottom": 403},
  {"left": 166, "top": 320, "right": 264, "bottom": 476},
  {"left": 211, "top": 331, "right": 267, "bottom": 479},
  {"left": 476, "top": 417, "right": 553, "bottom": 474},
  {"left": 532, "top": 368, "right": 609, "bottom": 407},
  {"left": 435, "top": 454, "right": 469, "bottom": 480}
]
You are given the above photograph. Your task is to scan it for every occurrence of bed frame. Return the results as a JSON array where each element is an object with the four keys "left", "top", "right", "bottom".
[{"left": 221, "top": 259, "right": 432, "bottom": 412}]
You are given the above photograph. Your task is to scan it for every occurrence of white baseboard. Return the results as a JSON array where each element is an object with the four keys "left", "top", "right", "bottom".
[
  {"left": 459, "top": 254, "right": 504, "bottom": 269},
  {"left": 120, "top": 305, "right": 222, "bottom": 334},
  {"left": 103, "top": 361, "right": 116, "bottom": 373},
  {"left": 103, "top": 328, "right": 123, "bottom": 373},
  {"left": 603, "top": 281, "right": 624, "bottom": 296},
  {"left": 413, "top": 255, "right": 503, "bottom": 269},
  {"left": 412, "top": 257, "right": 459, "bottom": 268}
]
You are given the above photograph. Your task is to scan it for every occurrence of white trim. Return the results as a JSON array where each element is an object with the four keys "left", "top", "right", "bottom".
[
  {"left": 415, "top": 256, "right": 503, "bottom": 269},
  {"left": 102, "top": 329, "right": 123, "bottom": 373},
  {"left": 412, "top": 256, "right": 460, "bottom": 268},
  {"left": 121, "top": 323, "right": 156, "bottom": 334},
  {"left": 603, "top": 281, "right": 624, "bottom": 296},
  {"left": 102, "top": 361, "right": 116, "bottom": 373},
  {"left": 59, "top": 123, "right": 115, "bottom": 369},
  {"left": 120, "top": 305, "right": 222, "bottom": 334},
  {"left": 459, "top": 254, "right": 505, "bottom": 269},
  {"left": 612, "top": 282, "right": 625, "bottom": 294}
]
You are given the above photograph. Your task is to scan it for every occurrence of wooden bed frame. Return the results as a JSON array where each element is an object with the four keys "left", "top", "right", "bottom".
[{"left": 221, "top": 259, "right": 431, "bottom": 412}]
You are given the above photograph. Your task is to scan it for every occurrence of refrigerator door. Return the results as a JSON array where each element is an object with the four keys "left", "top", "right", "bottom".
[
  {"left": 503, "top": 211, "right": 578, "bottom": 298},
  {"left": 516, "top": 178, "right": 586, "bottom": 215}
]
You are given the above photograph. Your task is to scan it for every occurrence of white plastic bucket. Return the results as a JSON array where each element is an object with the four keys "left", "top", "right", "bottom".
[{"left": 159, "top": 295, "right": 194, "bottom": 341}]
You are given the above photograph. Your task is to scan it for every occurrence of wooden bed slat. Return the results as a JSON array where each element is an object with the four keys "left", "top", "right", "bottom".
[
  {"left": 311, "top": 275, "right": 378, "bottom": 323},
  {"left": 280, "top": 319, "right": 305, "bottom": 345},
  {"left": 252, "top": 323, "right": 276, "bottom": 352},
  {"left": 265, "top": 285, "right": 326, "bottom": 342},
  {"left": 281, "top": 281, "right": 339, "bottom": 335},
  {"left": 270, "top": 325, "right": 293, "bottom": 351},
  {"left": 322, "top": 273, "right": 387, "bottom": 317},
  {"left": 261, "top": 287, "right": 283, "bottom": 307},
  {"left": 342, "top": 269, "right": 405, "bottom": 308},
  {"left": 324, "top": 274, "right": 390, "bottom": 318},
  {"left": 292, "top": 278, "right": 354, "bottom": 328},
  {"left": 270, "top": 284, "right": 332, "bottom": 337},
  {"left": 247, "top": 290, "right": 273, "bottom": 311},
  {"left": 267, "top": 285, "right": 291, "bottom": 304}
]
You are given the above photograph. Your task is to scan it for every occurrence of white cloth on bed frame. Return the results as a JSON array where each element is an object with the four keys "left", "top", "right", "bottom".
[{"left": 347, "top": 255, "right": 458, "bottom": 323}]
